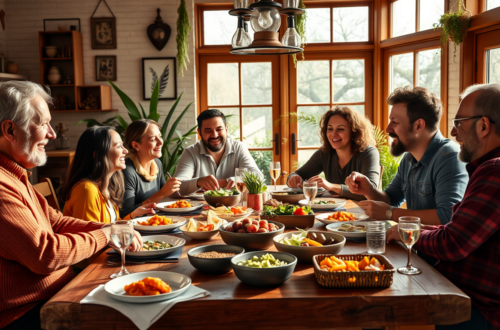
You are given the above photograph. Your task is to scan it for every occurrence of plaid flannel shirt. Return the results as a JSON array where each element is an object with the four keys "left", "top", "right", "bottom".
[{"left": 415, "top": 146, "right": 500, "bottom": 328}]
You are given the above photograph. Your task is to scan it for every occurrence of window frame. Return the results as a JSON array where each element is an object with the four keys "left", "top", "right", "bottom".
[{"left": 389, "top": 0, "right": 447, "bottom": 38}]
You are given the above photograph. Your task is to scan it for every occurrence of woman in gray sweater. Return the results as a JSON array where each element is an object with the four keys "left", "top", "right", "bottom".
[
  {"left": 288, "top": 106, "right": 380, "bottom": 201},
  {"left": 120, "top": 119, "right": 182, "bottom": 217}
]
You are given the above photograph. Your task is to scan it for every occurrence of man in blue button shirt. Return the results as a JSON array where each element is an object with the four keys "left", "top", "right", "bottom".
[{"left": 346, "top": 86, "right": 468, "bottom": 225}]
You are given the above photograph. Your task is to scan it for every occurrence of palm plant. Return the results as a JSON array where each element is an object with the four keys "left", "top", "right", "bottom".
[{"left": 76, "top": 80, "right": 196, "bottom": 177}]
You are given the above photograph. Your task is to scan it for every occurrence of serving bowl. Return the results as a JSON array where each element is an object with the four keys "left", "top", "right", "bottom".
[
  {"left": 231, "top": 251, "right": 297, "bottom": 287},
  {"left": 119, "top": 235, "right": 185, "bottom": 258},
  {"left": 298, "top": 198, "right": 346, "bottom": 210},
  {"left": 187, "top": 245, "right": 245, "bottom": 273},
  {"left": 273, "top": 231, "right": 346, "bottom": 263},
  {"left": 219, "top": 221, "right": 285, "bottom": 250},
  {"left": 316, "top": 212, "right": 369, "bottom": 224},
  {"left": 201, "top": 209, "right": 253, "bottom": 222},
  {"left": 156, "top": 201, "right": 204, "bottom": 213},
  {"left": 180, "top": 226, "right": 220, "bottom": 240},
  {"left": 204, "top": 194, "right": 241, "bottom": 207},
  {"left": 132, "top": 216, "right": 186, "bottom": 233}
]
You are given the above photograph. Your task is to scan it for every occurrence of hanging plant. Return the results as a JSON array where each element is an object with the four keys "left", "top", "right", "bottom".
[
  {"left": 433, "top": 0, "right": 471, "bottom": 61},
  {"left": 292, "top": 0, "right": 307, "bottom": 68},
  {"left": 176, "top": 0, "right": 191, "bottom": 77}
]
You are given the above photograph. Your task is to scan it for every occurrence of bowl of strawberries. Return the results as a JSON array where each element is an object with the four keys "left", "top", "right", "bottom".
[{"left": 219, "top": 219, "right": 285, "bottom": 250}]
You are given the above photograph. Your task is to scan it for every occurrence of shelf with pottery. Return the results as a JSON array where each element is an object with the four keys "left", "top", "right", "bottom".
[
  {"left": 41, "top": 57, "right": 73, "bottom": 61},
  {"left": 0, "top": 73, "right": 28, "bottom": 81}
]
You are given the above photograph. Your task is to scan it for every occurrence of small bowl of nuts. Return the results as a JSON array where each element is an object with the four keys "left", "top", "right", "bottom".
[{"left": 187, "top": 244, "right": 245, "bottom": 274}]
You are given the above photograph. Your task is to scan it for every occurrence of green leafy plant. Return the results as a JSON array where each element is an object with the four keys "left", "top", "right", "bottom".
[
  {"left": 241, "top": 171, "right": 267, "bottom": 195},
  {"left": 76, "top": 80, "right": 196, "bottom": 177},
  {"left": 176, "top": 0, "right": 191, "bottom": 77},
  {"left": 292, "top": 0, "right": 307, "bottom": 67},
  {"left": 433, "top": 0, "right": 471, "bottom": 61}
]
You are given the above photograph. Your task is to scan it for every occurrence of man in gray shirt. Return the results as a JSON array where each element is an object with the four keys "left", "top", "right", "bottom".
[{"left": 174, "top": 109, "right": 262, "bottom": 196}]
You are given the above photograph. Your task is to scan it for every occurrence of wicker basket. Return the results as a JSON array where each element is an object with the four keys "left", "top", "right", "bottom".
[{"left": 313, "top": 254, "right": 395, "bottom": 289}]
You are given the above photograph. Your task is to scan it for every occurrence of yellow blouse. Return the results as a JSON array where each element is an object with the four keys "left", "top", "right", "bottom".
[{"left": 63, "top": 180, "right": 131, "bottom": 223}]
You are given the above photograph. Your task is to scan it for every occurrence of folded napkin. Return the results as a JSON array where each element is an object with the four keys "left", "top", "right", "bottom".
[
  {"left": 107, "top": 247, "right": 183, "bottom": 263},
  {"left": 81, "top": 285, "right": 210, "bottom": 330}
]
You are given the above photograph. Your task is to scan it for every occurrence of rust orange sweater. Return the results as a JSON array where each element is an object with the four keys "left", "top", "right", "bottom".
[{"left": 0, "top": 152, "right": 108, "bottom": 328}]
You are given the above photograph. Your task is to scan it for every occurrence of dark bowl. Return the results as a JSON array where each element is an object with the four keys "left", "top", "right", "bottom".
[
  {"left": 219, "top": 221, "right": 285, "bottom": 250},
  {"left": 204, "top": 194, "right": 241, "bottom": 207},
  {"left": 231, "top": 251, "right": 297, "bottom": 287},
  {"left": 187, "top": 245, "right": 245, "bottom": 274}
]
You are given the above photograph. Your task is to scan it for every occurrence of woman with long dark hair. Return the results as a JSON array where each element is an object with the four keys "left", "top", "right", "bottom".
[{"left": 61, "top": 126, "right": 155, "bottom": 222}]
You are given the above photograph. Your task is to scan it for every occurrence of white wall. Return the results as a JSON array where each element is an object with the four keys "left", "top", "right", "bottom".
[
  {"left": 447, "top": 0, "right": 460, "bottom": 138},
  {"left": 2, "top": 0, "right": 197, "bottom": 148}
]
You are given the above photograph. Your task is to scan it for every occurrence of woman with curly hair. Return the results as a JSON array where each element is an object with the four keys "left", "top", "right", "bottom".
[{"left": 287, "top": 106, "right": 380, "bottom": 201}]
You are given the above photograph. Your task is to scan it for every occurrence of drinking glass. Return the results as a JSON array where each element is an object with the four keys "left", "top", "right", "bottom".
[
  {"left": 110, "top": 221, "right": 134, "bottom": 278},
  {"left": 397, "top": 217, "right": 422, "bottom": 275},
  {"left": 303, "top": 181, "right": 318, "bottom": 209},
  {"left": 269, "top": 161, "right": 281, "bottom": 191},
  {"left": 235, "top": 168, "right": 247, "bottom": 207}
]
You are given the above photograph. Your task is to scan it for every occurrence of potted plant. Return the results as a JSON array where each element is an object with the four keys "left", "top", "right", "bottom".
[
  {"left": 433, "top": 0, "right": 471, "bottom": 61},
  {"left": 241, "top": 172, "right": 267, "bottom": 211},
  {"left": 291, "top": 0, "right": 307, "bottom": 68}
]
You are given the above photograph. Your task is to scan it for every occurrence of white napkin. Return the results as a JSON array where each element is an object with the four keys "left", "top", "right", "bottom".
[{"left": 81, "top": 285, "right": 210, "bottom": 330}]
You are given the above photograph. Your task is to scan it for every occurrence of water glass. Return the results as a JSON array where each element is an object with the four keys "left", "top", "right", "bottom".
[
  {"left": 366, "top": 221, "right": 386, "bottom": 254},
  {"left": 302, "top": 181, "right": 317, "bottom": 209},
  {"left": 110, "top": 221, "right": 134, "bottom": 278}
]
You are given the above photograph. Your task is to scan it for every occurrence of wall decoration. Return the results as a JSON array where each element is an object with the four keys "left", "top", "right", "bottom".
[
  {"left": 43, "top": 18, "right": 81, "bottom": 32},
  {"left": 147, "top": 8, "right": 171, "bottom": 51},
  {"left": 142, "top": 57, "right": 177, "bottom": 100},
  {"left": 96, "top": 55, "right": 116, "bottom": 81},
  {"left": 91, "top": 0, "right": 116, "bottom": 49}
]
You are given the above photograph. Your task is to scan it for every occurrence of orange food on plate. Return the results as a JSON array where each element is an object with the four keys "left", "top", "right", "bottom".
[
  {"left": 230, "top": 206, "right": 248, "bottom": 215},
  {"left": 327, "top": 211, "right": 356, "bottom": 222},
  {"left": 124, "top": 277, "right": 171, "bottom": 296},
  {"left": 138, "top": 215, "right": 173, "bottom": 226},
  {"left": 166, "top": 200, "right": 193, "bottom": 208},
  {"left": 198, "top": 223, "right": 215, "bottom": 231},
  {"left": 320, "top": 256, "right": 385, "bottom": 273}
]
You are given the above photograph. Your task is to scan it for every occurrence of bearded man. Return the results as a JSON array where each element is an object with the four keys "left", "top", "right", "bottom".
[
  {"left": 174, "top": 109, "right": 262, "bottom": 195},
  {"left": 345, "top": 86, "right": 468, "bottom": 225}
]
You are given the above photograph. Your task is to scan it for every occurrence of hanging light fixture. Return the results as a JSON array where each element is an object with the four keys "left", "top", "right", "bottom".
[{"left": 229, "top": 0, "right": 304, "bottom": 55}]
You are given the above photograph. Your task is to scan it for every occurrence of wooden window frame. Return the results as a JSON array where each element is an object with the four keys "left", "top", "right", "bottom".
[{"left": 389, "top": 0, "right": 448, "bottom": 38}]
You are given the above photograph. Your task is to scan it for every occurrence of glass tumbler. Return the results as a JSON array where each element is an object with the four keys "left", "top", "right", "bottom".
[{"left": 366, "top": 221, "right": 386, "bottom": 254}]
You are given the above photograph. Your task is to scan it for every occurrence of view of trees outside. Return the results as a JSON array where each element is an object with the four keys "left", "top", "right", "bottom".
[
  {"left": 391, "top": 52, "right": 414, "bottom": 90},
  {"left": 208, "top": 63, "right": 239, "bottom": 105},
  {"left": 487, "top": 0, "right": 500, "bottom": 10},
  {"left": 392, "top": 0, "right": 416, "bottom": 37},
  {"left": 203, "top": 11, "right": 254, "bottom": 45},
  {"left": 333, "top": 7, "right": 368, "bottom": 42},
  {"left": 488, "top": 48, "right": 500, "bottom": 83},
  {"left": 418, "top": 49, "right": 441, "bottom": 97},
  {"left": 305, "top": 8, "right": 330, "bottom": 43},
  {"left": 297, "top": 60, "right": 329, "bottom": 103},
  {"left": 333, "top": 59, "right": 365, "bottom": 102},
  {"left": 241, "top": 63, "right": 272, "bottom": 105}
]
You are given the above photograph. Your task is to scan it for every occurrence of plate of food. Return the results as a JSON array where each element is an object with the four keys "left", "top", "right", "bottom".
[
  {"left": 157, "top": 200, "right": 204, "bottom": 213},
  {"left": 316, "top": 211, "right": 369, "bottom": 224},
  {"left": 132, "top": 215, "right": 187, "bottom": 233},
  {"left": 298, "top": 198, "right": 346, "bottom": 210},
  {"left": 180, "top": 211, "right": 227, "bottom": 240},
  {"left": 120, "top": 235, "right": 185, "bottom": 258},
  {"left": 326, "top": 221, "right": 392, "bottom": 238},
  {"left": 104, "top": 271, "right": 192, "bottom": 303},
  {"left": 201, "top": 205, "right": 253, "bottom": 221},
  {"left": 260, "top": 204, "right": 315, "bottom": 229}
]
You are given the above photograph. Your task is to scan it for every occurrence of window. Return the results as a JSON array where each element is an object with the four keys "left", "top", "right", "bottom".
[
  {"left": 391, "top": 0, "right": 445, "bottom": 37},
  {"left": 487, "top": 48, "right": 500, "bottom": 83},
  {"left": 486, "top": 0, "right": 500, "bottom": 10},
  {"left": 201, "top": 9, "right": 254, "bottom": 46}
]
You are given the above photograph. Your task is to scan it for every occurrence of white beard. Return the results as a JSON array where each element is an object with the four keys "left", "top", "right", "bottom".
[{"left": 19, "top": 135, "right": 48, "bottom": 167}]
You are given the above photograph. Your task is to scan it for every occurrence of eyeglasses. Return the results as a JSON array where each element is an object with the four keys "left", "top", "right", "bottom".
[{"left": 452, "top": 116, "right": 496, "bottom": 130}]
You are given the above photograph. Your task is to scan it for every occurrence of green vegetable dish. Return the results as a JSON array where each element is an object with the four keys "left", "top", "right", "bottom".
[
  {"left": 262, "top": 204, "right": 312, "bottom": 216},
  {"left": 204, "top": 188, "right": 239, "bottom": 197},
  {"left": 313, "top": 200, "right": 335, "bottom": 205},
  {"left": 142, "top": 241, "right": 173, "bottom": 251},
  {"left": 237, "top": 254, "right": 288, "bottom": 268}
]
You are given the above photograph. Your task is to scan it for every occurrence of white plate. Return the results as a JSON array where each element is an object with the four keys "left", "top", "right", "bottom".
[
  {"left": 157, "top": 201, "right": 204, "bottom": 213},
  {"left": 104, "top": 271, "right": 191, "bottom": 303},
  {"left": 118, "top": 235, "right": 185, "bottom": 258},
  {"left": 132, "top": 216, "right": 187, "bottom": 232},
  {"left": 316, "top": 212, "right": 369, "bottom": 224},
  {"left": 298, "top": 198, "right": 346, "bottom": 210},
  {"left": 180, "top": 227, "right": 220, "bottom": 240},
  {"left": 186, "top": 193, "right": 205, "bottom": 201},
  {"left": 326, "top": 221, "right": 392, "bottom": 238},
  {"left": 201, "top": 209, "right": 253, "bottom": 222}
]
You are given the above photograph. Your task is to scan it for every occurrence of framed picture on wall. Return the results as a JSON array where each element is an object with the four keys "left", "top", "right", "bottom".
[
  {"left": 91, "top": 17, "right": 116, "bottom": 49},
  {"left": 95, "top": 55, "right": 117, "bottom": 81},
  {"left": 142, "top": 57, "right": 177, "bottom": 100}
]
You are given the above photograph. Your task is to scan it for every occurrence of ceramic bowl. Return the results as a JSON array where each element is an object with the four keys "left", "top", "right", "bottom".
[
  {"left": 219, "top": 220, "right": 285, "bottom": 250},
  {"left": 187, "top": 245, "right": 245, "bottom": 273}
]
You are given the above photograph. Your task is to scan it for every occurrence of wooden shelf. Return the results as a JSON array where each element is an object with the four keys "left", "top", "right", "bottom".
[
  {"left": 0, "top": 73, "right": 28, "bottom": 81},
  {"left": 48, "top": 84, "right": 74, "bottom": 87},
  {"left": 42, "top": 57, "right": 73, "bottom": 61},
  {"left": 50, "top": 109, "right": 118, "bottom": 113}
]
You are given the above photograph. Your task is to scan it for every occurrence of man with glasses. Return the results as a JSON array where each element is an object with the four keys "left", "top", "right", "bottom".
[
  {"left": 345, "top": 86, "right": 468, "bottom": 225},
  {"left": 387, "top": 83, "right": 500, "bottom": 329}
]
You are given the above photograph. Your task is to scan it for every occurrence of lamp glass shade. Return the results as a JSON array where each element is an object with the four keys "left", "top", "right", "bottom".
[{"left": 250, "top": 7, "right": 281, "bottom": 32}]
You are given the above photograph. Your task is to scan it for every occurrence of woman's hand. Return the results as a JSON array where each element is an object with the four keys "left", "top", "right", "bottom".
[
  {"left": 161, "top": 177, "right": 182, "bottom": 196},
  {"left": 128, "top": 230, "right": 143, "bottom": 252},
  {"left": 386, "top": 224, "right": 401, "bottom": 243},
  {"left": 307, "top": 175, "right": 335, "bottom": 191},
  {"left": 131, "top": 202, "right": 156, "bottom": 219},
  {"left": 288, "top": 175, "right": 303, "bottom": 188}
]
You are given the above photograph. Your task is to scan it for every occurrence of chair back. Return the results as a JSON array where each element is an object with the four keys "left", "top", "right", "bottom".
[
  {"left": 378, "top": 166, "right": 384, "bottom": 190},
  {"left": 33, "top": 178, "right": 61, "bottom": 211}
]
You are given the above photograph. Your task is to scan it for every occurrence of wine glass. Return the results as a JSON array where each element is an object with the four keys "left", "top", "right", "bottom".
[
  {"left": 397, "top": 216, "right": 422, "bottom": 275},
  {"left": 235, "top": 168, "right": 247, "bottom": 207},
  {"left": 303, "top": 181, "right": 318, "bottom": 209},
  {"left": 269, "top": 161, "right": 281, "bottom": 191},
  {"left": 110, "top": 221, "right": 134, "bottom": 278}
]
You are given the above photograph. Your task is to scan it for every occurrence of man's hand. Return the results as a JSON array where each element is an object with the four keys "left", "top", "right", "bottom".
[
  {"left": 288, "top": 175, "right": 303, "bottom": 188},
  {"left": 358, "top": 200, "right": 390, "bottom": 220},
  {"left": 197, "top": 175, "right": 219, "bottom": 191},
  {"left": 386, "top": 224, "right": 401, "bottom": 243},
  {"left": 225, "top": 178, "right": 235, "bottom": 189},
  {"left": 345, "top": 172, "right": 374, "bottom": 196},
  {"left": 306, "top": 175, "right": 334, "bottom": 191}
]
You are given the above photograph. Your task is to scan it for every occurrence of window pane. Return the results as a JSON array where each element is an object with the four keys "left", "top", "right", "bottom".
[
  {"left": 297, "top": 150, "right": 318, "bottom": 170},
  {"left": 487, "top": 0, "right": 500, "bottom": 10},
  {"left": 332, "top": 59, "right": 365, "bottom": 102},
  {"left": 204, "top": 11, "right": 237, "bottom": 45},
  {"left": 392, "top": 0, "right": 416, "bottom": 37},
  {"left": 419, "top": 0, "right": 444, "bottom": 31},
  {"left": 345, "top": 104, "right": 365, "bottom": 116},
  {"left": 207, "top": 63, "right": 239, "bottom": 106},
  {"left": 487, "top": 47, "right": 500, "bottom": 83},
  {"left": 417, "top": 49, "right": 441, "bottom": 97},
  {"left": 333, "top": 7, "right": 369, "bottom": 42},
  {"left": 297, "top": 60, "right": 330, "bottom": 104},
  {"left": 242, "top": 107, "right": 272, "bottom": 147},
  {"left": 390, "top": 53, "right": 414, "bottom": 92},
  {"left": 241, "top": 62, "right": 272, "bottom": 105},
  {"left": 298, "top": 106, "right": 329, "bottom": 147},
  {"left": 250, "top": 150, "right": 273, "bottom": 184},
  {"left": 305, "top": 8, "right": 331, "bottom": 43},
  {"left": 224, "top": 108, "right": 241, "bottom": 139}
]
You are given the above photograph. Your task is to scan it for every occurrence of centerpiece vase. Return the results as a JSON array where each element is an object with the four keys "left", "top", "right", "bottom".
[{"left": 247, "top": 193, "right": 263, "bottom": 211}]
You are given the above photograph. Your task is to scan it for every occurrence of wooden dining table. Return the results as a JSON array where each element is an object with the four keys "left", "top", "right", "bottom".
[{"left": 40, "top": 193, "right": 471, "bottom": 330}]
